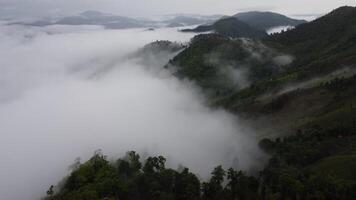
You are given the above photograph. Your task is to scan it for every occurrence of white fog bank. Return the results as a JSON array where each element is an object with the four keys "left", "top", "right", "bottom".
[{"left": 0, "top": 24, "right": 264, "bottom": 200}]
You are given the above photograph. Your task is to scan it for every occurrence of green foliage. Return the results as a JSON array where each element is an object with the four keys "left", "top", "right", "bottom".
[{"left": 45, "top": 152, "right": 260, "bottom": 200}]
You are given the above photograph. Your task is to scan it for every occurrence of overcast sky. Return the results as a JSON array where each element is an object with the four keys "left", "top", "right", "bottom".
[{"left": 1, "top": 0, "right": 356, "bottom": 19}]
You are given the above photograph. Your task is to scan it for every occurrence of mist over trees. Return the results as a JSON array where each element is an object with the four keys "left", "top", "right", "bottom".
[
  {"left": 1, "top": 2, "right": 356, "bottom": 200},
  {"left": 42, "top": 6, "right": 356, "bottom": 200}
]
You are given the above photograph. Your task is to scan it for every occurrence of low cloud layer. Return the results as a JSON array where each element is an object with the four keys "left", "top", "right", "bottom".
[{"left": 0, "top": 24, "right": 264, "bottom": 200}]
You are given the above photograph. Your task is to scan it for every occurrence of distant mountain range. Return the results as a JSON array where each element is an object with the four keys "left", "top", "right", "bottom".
[
  {"left": 11, "top": 11, "right": 221, "bottom": 29},
  {"left": 10, "top": 10, "right": 305, "bottom": 32},
  {"left": 12, "top": 11, "right": 153, "bottom": 29}
]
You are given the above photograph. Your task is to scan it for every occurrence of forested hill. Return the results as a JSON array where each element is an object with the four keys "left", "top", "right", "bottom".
[
  {"left": 167, "top": 34, "right": 281, "bottom": 95},
  {"left": 269, "top": 6, "right": 356, "bottom": 47},
  {"left": 234, "top": 11, "right": 307, "bottom": 30},
  {"left": 170, "top": 6, "right": 356, "bottom": 199},
  {"left": 182, "top": 17, "right": 267, "bottom": 38},
  {"left": 266, "top": 6, "right": 356, "bottom": 80},
  {"left": 45, "top": 151, "right": 260, "bottom": 200},
  {"left": 268, "top": 5, "right": 356, "bottom": 65},
  {"left": 45, "top": 6, "right": 356, "bottom": 200}
]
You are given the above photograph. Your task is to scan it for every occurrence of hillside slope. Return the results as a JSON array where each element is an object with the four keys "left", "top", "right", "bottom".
[
  {"left": 171, "top": 6, "right": 356, "bottom": 142},
  {"left": 168, "top": 34, "right": 282, "bottom": 96},
  {"left": 174, "top": 7, "right": 356, "bottom": 198}
]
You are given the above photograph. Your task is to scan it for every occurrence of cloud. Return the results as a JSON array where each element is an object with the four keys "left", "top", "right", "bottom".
[
  {"left": 273, "top": 55, "right": 294, "bottom": 66},
  {"left": 0, "top": 24, "right": 265, "bottom": 200}
]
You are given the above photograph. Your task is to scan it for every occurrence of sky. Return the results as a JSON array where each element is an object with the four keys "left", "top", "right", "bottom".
[{"left": 0, "top": 0, "right": 355, "bottom": 19}]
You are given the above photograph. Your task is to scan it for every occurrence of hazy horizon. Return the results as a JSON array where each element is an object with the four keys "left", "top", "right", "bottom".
[{"left": 0, "top": 0, "right": 355, "bottom": 19}]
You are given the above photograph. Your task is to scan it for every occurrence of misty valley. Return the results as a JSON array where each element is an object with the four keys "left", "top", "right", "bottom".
[{"left": 1, "top": 2, "right": 356, "bottom": 200}]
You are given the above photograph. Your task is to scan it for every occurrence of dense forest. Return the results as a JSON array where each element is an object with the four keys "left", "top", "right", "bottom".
[{"left": 45, "top": 6, "right": 356, "bottom": 200}]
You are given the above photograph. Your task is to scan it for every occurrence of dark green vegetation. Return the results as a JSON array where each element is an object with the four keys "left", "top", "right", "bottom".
[
  {"left": 45, "top": 151, "right": 260, "bottom": 200},
  {"left": 234, "top": 11, "right": 307, "bottom": 30},
  {"left": 182, "top": 17, "right": 267, "bottom": 38},
  {"left": 46, "top": 6, "right": 356, "bottom": 200}
]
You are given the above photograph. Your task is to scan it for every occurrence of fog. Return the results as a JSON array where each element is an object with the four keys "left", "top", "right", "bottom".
[
  {"left": 0, "top": 23, "right": 265, "bottom": 200},
  {"left": 267, "top": 26, "right": 294, "bottom": 35}
]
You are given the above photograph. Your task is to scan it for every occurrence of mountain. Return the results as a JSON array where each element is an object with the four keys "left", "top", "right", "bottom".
[
  {"left": 182, "top": 17, "right": 268, "bottom": 38},
  {"left": 269, "top": 6, "right": 356, "bottom": 49},
  {"left": 163, "top": 14, "right": 223, "bottom": 27},
  {"left": 234, "top": 11, "right": 307, "bottom": 30}
]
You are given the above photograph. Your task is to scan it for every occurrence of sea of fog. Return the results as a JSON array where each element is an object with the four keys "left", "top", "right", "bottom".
[{"left": 0, "top": 23, "right": 264, "bottom": 200}]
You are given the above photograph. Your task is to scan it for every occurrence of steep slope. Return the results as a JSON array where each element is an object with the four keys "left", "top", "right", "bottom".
[
  {"left": 234, "top": 11, "right": 307, "bottom": 30},
  {"left": 182, "top": 17, "right": 268, "bottom": 38},
  {"left": 212, "top": 6, "right": 356, "bottom": 130},
  {"left": 174, "top": 7, "right": 356, "bottom": 196},
  {"left": 266, "top": 6, "right": 356, "bottom": 80},
  {"left": 173, "top": 6, "right": 356, "bottom": 135},
  {"left": 269, "top": 6, "right": 356, "bottom": 47},
  {"left": 168, "top": 34, "right": 282, "bottom": 96}
]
